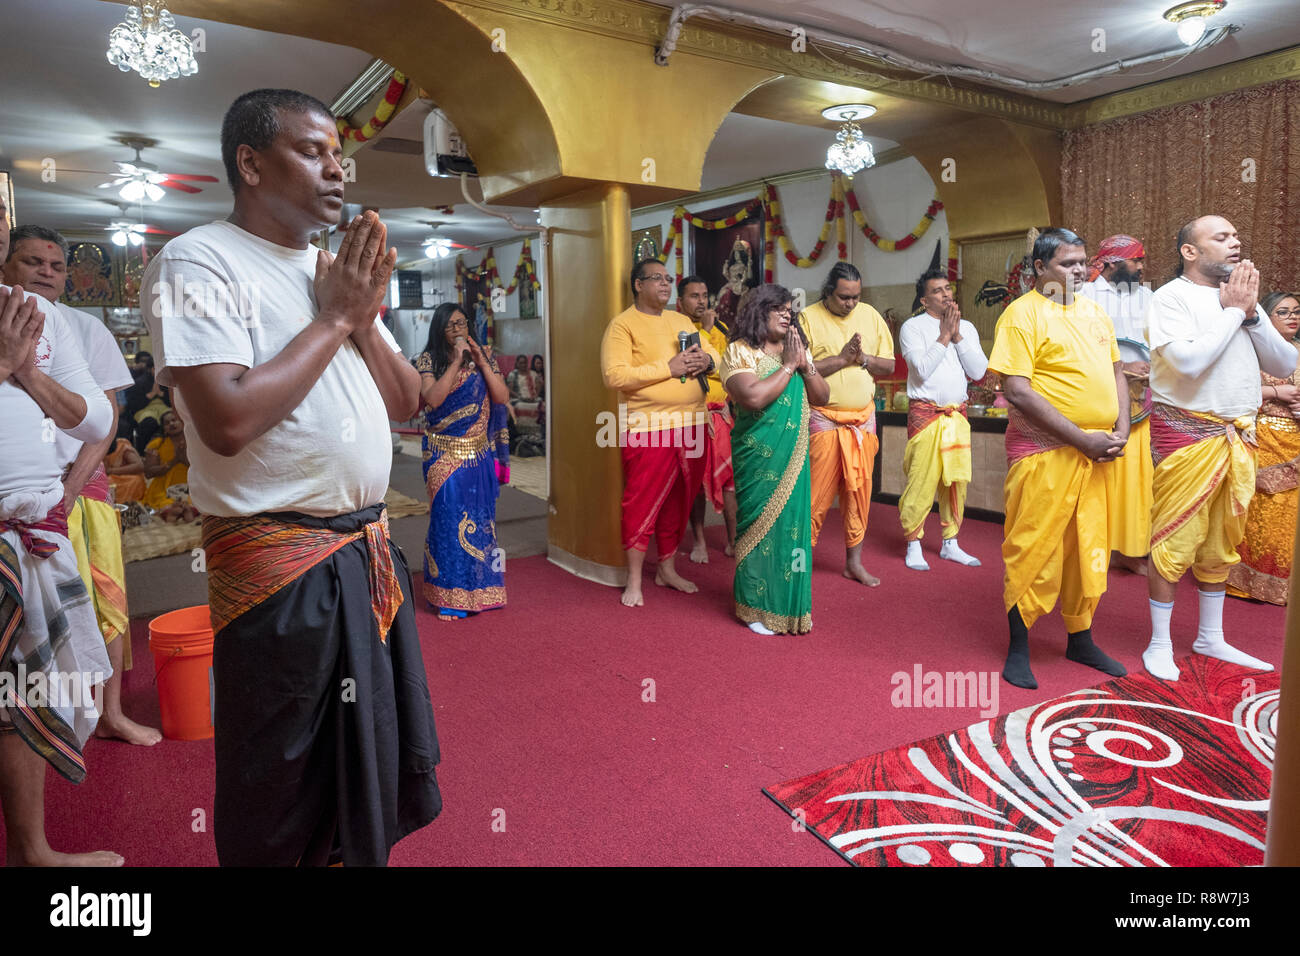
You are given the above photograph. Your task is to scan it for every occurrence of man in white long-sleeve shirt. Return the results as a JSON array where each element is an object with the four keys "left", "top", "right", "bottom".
[
  {"left": 1142, "top": 215, "right": 1299, "bottom": 681},
  {"left": 897, "top": 270, "right": 988, "bottom": 570},
  {"left": 0, "top": 272, "right": 120, "bottom": 866}
]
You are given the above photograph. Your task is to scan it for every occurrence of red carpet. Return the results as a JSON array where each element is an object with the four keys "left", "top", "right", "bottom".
[
  {"left": 4, "top": 505, "right": 1288, "bottom": 866},
  {"left": 764, "top": 655, "right": 1279, "bottom": 866}
]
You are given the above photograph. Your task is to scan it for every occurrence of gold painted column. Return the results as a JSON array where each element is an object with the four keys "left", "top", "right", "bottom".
[
  {"left": 1264, "top": 519, "right": 1300, "bottom": 864},
  {"left": 542, "top": 184, "right": 631, "bottom": 584}
]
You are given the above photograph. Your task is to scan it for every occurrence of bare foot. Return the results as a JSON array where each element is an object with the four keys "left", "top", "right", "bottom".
[
  {"left": 94, "top": 714, "right": 162, "bottom": 746},
  {"left": 724, "top": 543, "right": 734, "bottom": 557},
  {"left": 843, "top": 562, "right": 881, "bottom": 587},
  {"left": 438, "top": 612, "right": 466, "bottom": 621},
  {"left": 689, "top": 541, "right": 709, "bottom": 564},
  {"left": 654, "top": 565, "right": 699, "bottom": 594},
  {"left": 7, "top": 847, "right": 124, "bottom": 867},
  {"left": 621, "top": 582, "right": 644, "bottom": 607}
]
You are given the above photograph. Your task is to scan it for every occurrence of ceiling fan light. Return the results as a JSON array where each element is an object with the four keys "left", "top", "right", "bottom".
[
  {"left": 144, "top": 183, "right": 165, "bottom": 203},
  {"left": 129, "top": 232, "right": 144, "bottom": 245},
  {"left": 119, "top": 180, "right": 145, "bottom": 203},
  {"left": 111, "top": 231, "right": 128, "bottom": 246}
]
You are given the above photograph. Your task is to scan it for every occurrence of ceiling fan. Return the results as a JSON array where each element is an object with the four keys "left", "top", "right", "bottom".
[
  {"left": 419, "top": 220, "right": 478, "bottom": 258},
  {"left": 81, "top": 201, "right": 179, "bottom": 245},
  {"left": 92, "top": 136, "right": 218, "bottom": 202}
]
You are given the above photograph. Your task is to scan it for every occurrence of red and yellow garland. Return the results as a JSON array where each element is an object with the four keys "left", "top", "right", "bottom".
[
  {"left": 337, "top": 71, "right": 408, "bottom": 144},
  {"left": 454, "top": 240, "right": 542, "bottom": 315},
  {"left": 655, "top": 175, "right": 945, "bottom": 284}
]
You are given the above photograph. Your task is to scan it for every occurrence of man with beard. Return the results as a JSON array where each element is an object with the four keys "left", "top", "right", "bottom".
[
  {"left": 677, "top": 274, "right": 736, "bottom": 562},
  {"left": 142, "top": 88, "right": 441, "bottom": 865},
  {"left": 1078, "top": 235, "right": 1154, "bottom": 575},
  {"left": 1142, "top": 216, "right": 1298, "bottom": 681}
]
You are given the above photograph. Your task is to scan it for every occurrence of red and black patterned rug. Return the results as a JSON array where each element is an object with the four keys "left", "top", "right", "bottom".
[{"left": 764, "top": 656, "right": 1279, "bottom": 867}]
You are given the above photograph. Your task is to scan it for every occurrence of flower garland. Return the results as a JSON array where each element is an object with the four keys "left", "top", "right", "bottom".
[
  {"left": 337, "top": 71, "right": 408, "bottom": 144},
  {"left": 501, "top": 238, "right": 542, "bottom": 295},
  {"left": 840, "top": 174, "right": 942, "bottom": 251},
  {"left": 762, "top": 179, "right": 846, "bottom": 275},
  {"left": 455, "top": 240, "right": 542, "bottom": 312}
]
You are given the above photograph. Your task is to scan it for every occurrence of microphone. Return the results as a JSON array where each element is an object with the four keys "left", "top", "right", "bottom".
[{"left": 678, "top": 330, "right": 689, "bottom": 383}]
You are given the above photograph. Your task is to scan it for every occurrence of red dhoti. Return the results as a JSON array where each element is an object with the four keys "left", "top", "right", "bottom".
[
  {"left": 621, "top": 428, "right": 707, "bottom": 554},
  {"left": 701, "top": 402, "right": 735, "bottom": 513}
]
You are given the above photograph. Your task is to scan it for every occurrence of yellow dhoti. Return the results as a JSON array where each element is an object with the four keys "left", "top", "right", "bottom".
[
  {"left": 67, "top": 494, "right": 131, "bottom": 670},
  {"left": 1107, "top": 417, "right": 1153, "bottom": 558},
  {"left": 1149, "top": 405, "right": 1255, "bottom": 586},
  {"left": 1003, "top": 445, "right": 1111, "bottom": 631},
  {"left": 900, "top": 406, "right": 971, "bottom": 541}
]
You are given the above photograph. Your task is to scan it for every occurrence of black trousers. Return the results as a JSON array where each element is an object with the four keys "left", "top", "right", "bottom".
[{"left": 211, "top": 504, "right": 442, "bottom": 866}]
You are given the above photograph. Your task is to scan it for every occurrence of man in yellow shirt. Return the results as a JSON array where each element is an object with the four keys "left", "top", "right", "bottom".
[
  {"left": 798, "top": 261, "right": 894, "bottom": 587},
  {"left": 988, "top": 228, "right": 1130, "bottom": 689},
  {"left": 601, "top": 259, "right": 720, "bottom": 607},
  {"left": 677, "top": 275, "right": 737, "bottom": 563}
]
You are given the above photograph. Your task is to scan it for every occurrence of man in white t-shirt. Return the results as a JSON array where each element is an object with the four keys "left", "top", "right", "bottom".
[
  {"left": 4, "top": 223, "right": 160, "bottom": 747},
  {"left": 1142, "top": 215, "right": 1298, "bottom": 681},
  {"left": 1077, "top": 235, "right": 1155, "bottom": 576},
  {"left": 0, "top": 276, "right": 119, "bottom": 866},
  {"left": 897, "top": 270, "right": 987, "bottom": 571},
  {"left": 142, "top": 88, "right": 441, "bottom": 866}
]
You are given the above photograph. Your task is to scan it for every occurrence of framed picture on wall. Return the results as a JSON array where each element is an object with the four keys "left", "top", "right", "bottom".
[
  {"left": 62, "top": 238, "right": 122, "bottom": 308},
  {"left": 631, "top": 225, "right": 662, "bottom": 263},
  {"left": 688, "top": 201, "right": 764, "bottom": 333}
]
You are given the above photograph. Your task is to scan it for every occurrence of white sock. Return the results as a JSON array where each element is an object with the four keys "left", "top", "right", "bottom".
[
  {"left": 940, "top": 538, "right": 981, "bottom": 567},
  {"left": 1143, "top": 599, "right": 1179, "bottom": 680},
  {"left": 1192, "top": 589, "right": 1273, "bottom": 671},
  {"left": 748, "top": 621, "right": 776, "bottom": 635},
  {"left": 905, "top": 540, "right": 929, "bottom": 571}
]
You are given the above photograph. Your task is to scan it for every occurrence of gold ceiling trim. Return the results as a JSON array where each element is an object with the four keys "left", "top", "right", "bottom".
[
  {"left": 1067, "top": 44, "right": 1300, "bottom": 126},
  {"left": 453, "top": 0, "right": 1068, "bottom": 128}
]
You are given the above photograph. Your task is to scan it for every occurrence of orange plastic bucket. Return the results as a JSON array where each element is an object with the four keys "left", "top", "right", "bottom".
[{"left": 148, "top": 605, "right": 215, "bottom": 741}]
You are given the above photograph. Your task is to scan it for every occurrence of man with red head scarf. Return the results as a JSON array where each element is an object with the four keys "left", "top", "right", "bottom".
[{"left": 1079, "top": 234, "right": 1153, "bottom": 575}]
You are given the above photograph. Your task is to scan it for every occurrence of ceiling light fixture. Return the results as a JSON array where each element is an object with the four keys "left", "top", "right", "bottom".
[
  {"left": 822, "top": 105, "right": 877, "bottom": 177},
  {"left": 423, "top": 238, "right": 453, "bottom": 259},
  {"left": 106, "top": 2, "right": 199, "bottom": 88},
  {"left": 1163, "top": 1, "right": 1227, "bottom": 47}
]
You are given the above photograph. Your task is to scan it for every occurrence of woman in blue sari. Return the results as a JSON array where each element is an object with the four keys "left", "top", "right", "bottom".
[{"left": 414, "top": 303, "right": 511, "bottom": 620}]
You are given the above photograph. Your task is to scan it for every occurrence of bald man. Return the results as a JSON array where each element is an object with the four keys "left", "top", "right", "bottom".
[{"left": 1143, "top": 215, "right": 1298, "bottom": 681}]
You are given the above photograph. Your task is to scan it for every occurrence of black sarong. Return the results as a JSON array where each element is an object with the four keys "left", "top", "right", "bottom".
[{"left": 211, "top": 504, "right": 441, "bottom": 865}]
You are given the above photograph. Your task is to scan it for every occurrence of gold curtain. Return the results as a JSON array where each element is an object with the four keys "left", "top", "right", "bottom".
[{"left": 1062, "top": 78, "right": 1300, "bottom": 292}]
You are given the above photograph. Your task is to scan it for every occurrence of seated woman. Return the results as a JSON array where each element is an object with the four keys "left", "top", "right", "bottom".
[
  {"left": 1228, "top": 291, "right": 1300, "bottom": 605},
  {"left": 104, "top": 437, "right": 146, "bottom": 503},
  {"left": 142, "top": 409, "right": 196, "bottom": 522},
  {"left": 506, "top": 354, "right": 544, "bottom": 440},
  {"left": 531, "top": 354, "right": 546, "bottom": 436},
  {"left": 720, "top": 284, "right": 829, "bottom": 635},
  {"left": 414, "top": 303, "right": 510, "bottom": 620}
]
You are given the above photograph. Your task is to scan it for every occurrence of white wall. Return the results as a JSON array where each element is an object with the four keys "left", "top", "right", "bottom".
[{"left": 630, "top": 157, "right": 946, "bottom": 310}]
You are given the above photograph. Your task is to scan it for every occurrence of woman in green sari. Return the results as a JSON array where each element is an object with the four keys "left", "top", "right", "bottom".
[{"left": 721, "top": 284, "right": 830, "bottom": 634}]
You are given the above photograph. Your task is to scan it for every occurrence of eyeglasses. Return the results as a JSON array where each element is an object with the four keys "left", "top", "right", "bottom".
[
  {"left": 771, "top": 308, "right": 793, "bottom": 318},
  {"left": 446, "top": 319, "right": 469, "bottom": 329},
  {"left": 637, "top": 274, "right": 673, "bottom": 284},
  {"left": 1274, "top": 309, "right": 1300, "bottom": 319}
]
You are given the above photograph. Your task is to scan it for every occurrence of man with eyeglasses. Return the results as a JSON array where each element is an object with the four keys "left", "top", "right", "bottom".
[
  {"left": 1078, "top": 234, "right": 1155, "bottom": 577},
  {"left": 1140, "top": 215, "right": 1297, "bottom": 682},
  {"left": 797, "top": 260, "right": 895, "bottom": 587},
  {"left": 601, "top": 259, "right": 719, "bottom": 607}
]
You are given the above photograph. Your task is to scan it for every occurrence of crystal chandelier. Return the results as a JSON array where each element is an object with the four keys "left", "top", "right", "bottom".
[
  {"left": 106, "top": 3, "right": 198, "bottom": 88},
  {"left": 822, "top": 105, "right": 877, "bottom": 177}
]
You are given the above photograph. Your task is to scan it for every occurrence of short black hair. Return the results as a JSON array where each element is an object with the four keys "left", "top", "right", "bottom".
[
  {"left": 914, "top": 268, "right": 949, "bottom": 303},
  {"left": 820, "top": 261, "right": 862, "bottom": 303},
  {"left": 677, "top": 274, "right": 707, "bottom": 299},
  {"left": 221, "top": 89, "right": 335, "bottom": 192},
  {"left": 1031, "top": 228, "right": 1086, "bottom": 273},
  {"left": 1174, "top": 217, "right": 1208, "bottom": 277},
  {"left": 6, "top": 224, "right": 69, "bottom": 263},
  {"left": 133, "top": 351, "right": 154, "bottom": 368},
  {"left": 630, "top": 257, "right": 666, "bottom": 295}
]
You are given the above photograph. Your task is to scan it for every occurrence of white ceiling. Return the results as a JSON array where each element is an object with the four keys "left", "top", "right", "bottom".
[
  {"left": 645, "top": 0, "right": 1300, "bottom": 102},
  {"left": 2, "top": 0, "right": 1296, "bottom": 270}
]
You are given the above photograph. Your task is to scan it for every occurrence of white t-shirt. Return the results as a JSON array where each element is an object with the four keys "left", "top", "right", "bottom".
[
  {"left": 0, "top": 287, "right": 112, "bottom": 502},
  {"left": 53, "top": 304, "right": 133, "bottom": 470},
  {"left": 1147, "top": 277, "right": 1298, "bottom": 419},
  {"left": 899, "top": 313, "right": 989, "bottom": 405},
  {"left": 1078, "top": 275, "right": 1153, "bottom": 344},
  {"left": 141, "top": 220, "right": 401, "bottom": 518}
]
